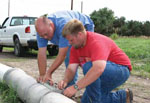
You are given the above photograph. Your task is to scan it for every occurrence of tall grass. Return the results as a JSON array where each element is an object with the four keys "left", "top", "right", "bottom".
[
  {"left": 0, "top": 82, "right": 22, "bottom": 103},
  {"left": 115, "top": 37, "right": 150, "bottom": 78}
]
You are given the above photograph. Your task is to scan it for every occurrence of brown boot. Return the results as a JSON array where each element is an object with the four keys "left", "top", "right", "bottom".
[{"left": 126, "top": 89, "right": 133, "bottom": 103}]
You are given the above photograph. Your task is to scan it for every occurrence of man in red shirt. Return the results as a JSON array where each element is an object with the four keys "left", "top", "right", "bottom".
[{"left": 58, "top": 19, "right": 133, "bottom": 103}]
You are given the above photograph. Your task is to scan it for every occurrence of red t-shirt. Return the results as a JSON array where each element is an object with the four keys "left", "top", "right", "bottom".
[{"left": 69, "top": 31, "right": 132, "bottom": 71}]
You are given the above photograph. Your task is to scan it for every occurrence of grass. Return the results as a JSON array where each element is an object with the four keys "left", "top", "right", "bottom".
[
  {"left": 1, "top": 58, "right": 28, "bottom": 62},
  {"left": 2, "top": 47, "right": 56, "bottom": 59},
  {"left": 0, "top": 82, "right": 22, "bottom": 103},
  {"left": 114, "top": 37, "right": 150, "bottom": 78}
]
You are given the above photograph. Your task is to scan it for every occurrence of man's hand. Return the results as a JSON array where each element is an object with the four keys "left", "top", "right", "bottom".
[
  {"left": 43, "top": 73, "right": 54, "bottom": 85},
  {"left": 58, "top": 80, "right": 68, "bottom": 90},
  {"left": 58, "top": 80, "right": 77, "bottom": 97},
  {"left": 37, "top": 73, "right": 54, "bottom": 85},
  {"left": 37, "top": 75, "right": 45, "bottom": 83},
  {"left": 63, "top": 85, "right": 77, "bottom": 98}
]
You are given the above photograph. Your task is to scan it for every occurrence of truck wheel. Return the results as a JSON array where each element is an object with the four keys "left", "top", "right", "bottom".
[
  {"left": 14, "top": 38, "right": 23, "bottom": 56},
  {"left": 0, "top": 46, "right": 3, "bottom": 52},
  {"left": 48, "top": 45, "right": 58, "bottom": 56}
]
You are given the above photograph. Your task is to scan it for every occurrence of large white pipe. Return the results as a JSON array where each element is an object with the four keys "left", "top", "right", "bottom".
[
  {"left": 0, "top": 63, "right": 77, "bottom": 103},
  {"left": 40, "top": 92, "right": 76, "bottom": 103},
  {"left": 25, "top": 83, "right": 50, "bottom": 103},
  {"left": 0, "top": 63, "right": 12, "bottom": 82},
  {"left": 3, "top": 69, "right": 29, "bottom": 90}
]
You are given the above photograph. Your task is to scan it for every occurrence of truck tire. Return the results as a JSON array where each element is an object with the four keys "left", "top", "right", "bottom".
[
  {"left": 0, "top": 46, "right": 3, "bottom": 52},
  {"left": 48, "top": 45, "right": 58, "bottom": 56},
  {"left": 14, "top": 38, "right": 24, "bottom": 57}
]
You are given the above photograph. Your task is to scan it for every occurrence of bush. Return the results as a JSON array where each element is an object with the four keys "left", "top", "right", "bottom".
[{"left": 110, "top": 33, "right": 119, "bottom": 40}]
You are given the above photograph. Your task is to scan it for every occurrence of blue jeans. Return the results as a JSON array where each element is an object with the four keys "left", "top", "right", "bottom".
[
  {"left": 81, "top": 61, "right": 130, "bottom": 103},
  {"left": 65, "top": 45, "right": 78, "bottom": 86}
]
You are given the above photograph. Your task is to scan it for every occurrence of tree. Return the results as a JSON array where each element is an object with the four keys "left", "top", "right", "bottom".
[
  {"left": 142, "top": 21, "right": 150, "bottom": 36},
  {"left": 120, "top": 20, "right": 143, "bottom": 36},
  {"left": 90, "top": 7, "right": 115, "bottom": 36},
  {"left": 113, "top": 16, "right": 126, "bottom": 34}
]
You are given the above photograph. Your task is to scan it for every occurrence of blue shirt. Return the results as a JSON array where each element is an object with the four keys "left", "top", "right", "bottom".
[{"left": 37, "top": 10, "right": 94, "bottom": 48}]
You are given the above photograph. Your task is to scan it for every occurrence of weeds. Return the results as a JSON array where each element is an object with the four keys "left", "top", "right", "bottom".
[
  {"left": 110, "top": 33, "right": 119, "bottom": 40},
  {"left": 0, "top": 82, "right": 22, "bottom": 103}
]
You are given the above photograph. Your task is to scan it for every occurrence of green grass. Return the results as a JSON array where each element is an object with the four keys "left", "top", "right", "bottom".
[
  {"left": 114, "top": 37, "right": 150, "bottom": 78},
  {"left": 2, "top": 47, "right": 56, "bottom": 59},
  {"left": 0, "top": 82, "right": 22, "bottom": 103},
  {"left": 1, "top": 58, "right": 28, "bottom": 62},
  {"left": 3, "top": 47, "right": 38, "bottom": 54},
  {"left": 3, "top": 47, "right": 14, "bottom": 52}
]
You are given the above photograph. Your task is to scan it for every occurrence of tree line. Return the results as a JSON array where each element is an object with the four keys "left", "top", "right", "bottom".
[{"left": 90, "top": 7, "right": 150, "bottom": 36}]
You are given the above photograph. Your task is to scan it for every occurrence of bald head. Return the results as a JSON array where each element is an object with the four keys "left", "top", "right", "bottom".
[
  {"left": 35, "top": 17, "right": 49, "bottom": 35},
  {"left": 35, "top": 17, "right": 54, "bottom": 40}
]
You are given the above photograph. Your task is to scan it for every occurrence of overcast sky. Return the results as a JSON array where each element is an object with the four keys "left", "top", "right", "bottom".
[{"left": 0, "top": 0, "right": 150, "bottom": 24}]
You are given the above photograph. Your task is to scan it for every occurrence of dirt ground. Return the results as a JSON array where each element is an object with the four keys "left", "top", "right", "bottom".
[{"left": 0, "top": 50, "right": 150, "bottom": 103}]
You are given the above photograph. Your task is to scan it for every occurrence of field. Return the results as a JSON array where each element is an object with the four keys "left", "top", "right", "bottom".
[
  {"left": 115, "top": 37, "right": 150, "bottom": 78},
  {"left": 0, "top": 37, "right": 150, "bottom": 103}
]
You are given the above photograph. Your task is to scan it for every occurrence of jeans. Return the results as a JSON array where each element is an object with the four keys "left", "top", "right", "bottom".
[
  {"left": 81, "top": 61, "right": 130, "bottom": 103},
  {"left": 64, "top": 45, "right": 78, "bottom": 86}
]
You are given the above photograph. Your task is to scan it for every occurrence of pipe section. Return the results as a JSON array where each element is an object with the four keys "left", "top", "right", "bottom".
[
  {"left": 0, "top": 63, "right": 12, "bottom": 82},
  {"left": 0, "top": 63, "right": 77, "bottom": 103},
  {"left": 40, "top": 92, "right": 76, "bottom": 103}
]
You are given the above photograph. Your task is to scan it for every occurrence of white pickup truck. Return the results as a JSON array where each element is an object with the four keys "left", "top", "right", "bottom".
[{"left": 0, "top": 16, "right": 58, "bottom": 56}]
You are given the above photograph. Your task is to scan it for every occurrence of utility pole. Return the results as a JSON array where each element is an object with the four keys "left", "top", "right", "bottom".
[
  {"left": 81, "top": 1, "right": 83, "bottom": 13},
  {"left": 8, "top": 0, "right": 10, "bottom": 17},
  {"left": 71, "top": 0, "right": 73, "bottom": 10}
]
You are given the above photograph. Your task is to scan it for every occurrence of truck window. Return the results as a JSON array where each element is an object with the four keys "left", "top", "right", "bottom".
[
  {"left": 11, "top": 18, "right": 22, "bottom": 26},
  {"left": 10, "top": 17, "right": 36, "bottom": 26},
  {"left": 23, "top": 18, "right": 30, "bottom": 25},
  {"left": 29, "top": 18, "right": 36, "bottom": 25},
  {"left": 22, "top": 17, "right": 36, "bottom": 25},
  {"left": 23, "top": 17, "right": 36, "bottom": 25}
]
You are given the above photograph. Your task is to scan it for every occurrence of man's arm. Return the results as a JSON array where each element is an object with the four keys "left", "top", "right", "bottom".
[
  {"left": 76, "top": 60, "right": 106, "bottom": 90},
  {"left": 61, "top": 60, "right": 106, "bottom": 97},
  {"left": 58, "top": 63, "right": 79, "bottom": 89},
  {"left": 37, "top": 47, "right": 47, "bottom": 81},
  {"left": 64, "top": 64, "right": 79, "bottom": 83},
  {"left": 44, "top": 47, "right": 69, "bottom": 82}
]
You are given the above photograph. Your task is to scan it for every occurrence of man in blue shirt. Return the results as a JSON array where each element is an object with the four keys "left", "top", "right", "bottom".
[{"left": 35, "top": 10, "right": 94, "bottom": 86}]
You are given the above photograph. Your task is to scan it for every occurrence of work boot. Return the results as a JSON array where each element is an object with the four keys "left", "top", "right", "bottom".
[{"left": 126, "top": 89, "right": 133, "bottom": 103}]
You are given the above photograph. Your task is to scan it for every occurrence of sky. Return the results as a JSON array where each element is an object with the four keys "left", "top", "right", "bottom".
[{"left": 0, "top": 0, "right": 150, "bottom": 24}]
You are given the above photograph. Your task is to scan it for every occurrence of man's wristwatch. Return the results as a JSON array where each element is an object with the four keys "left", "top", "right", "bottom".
[{"left": 73, "top": 84, "right": 79, "bottom": 91}]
